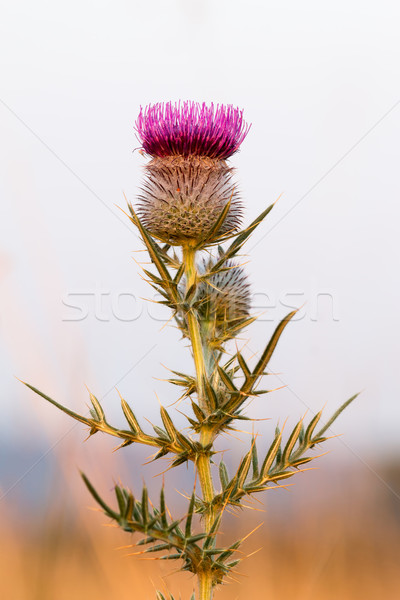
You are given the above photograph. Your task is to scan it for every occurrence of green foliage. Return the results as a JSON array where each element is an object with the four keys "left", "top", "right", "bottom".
[
  {"left": 81, "top": 474, "right": 242, "bottom": 587},
  {"left": 211, "top": 394, "right": 359, "bottom": 509},
  {"left": 25, "top": 201, "right": 358, "bottom": 599}
]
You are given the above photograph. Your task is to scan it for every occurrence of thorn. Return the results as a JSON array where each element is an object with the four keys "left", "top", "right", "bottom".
[
  {"left": 239, "top": 503, "right": 265, "bottom": 513},
  {"left": 240, "top": 522, "right": 263, "bottom": 543},
  {"left": 221, "top": 430, "right": 246, "bottom": 444},
  {"left": 152, "top": 463, "right": 176, "bottom": 478},
  {"left": 159, "top": 311, "right": 175, "bottom": 332}
]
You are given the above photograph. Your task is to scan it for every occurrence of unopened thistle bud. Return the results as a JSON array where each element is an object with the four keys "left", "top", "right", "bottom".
[
  {"left": 196, "top": 259, "right": 251, "bottom": 340},
  {"left": 135, "top": 101, "right": 250, "bottom": 245}
]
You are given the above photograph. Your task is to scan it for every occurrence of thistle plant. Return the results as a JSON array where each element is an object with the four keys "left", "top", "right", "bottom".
[{"left": 25, "top": 101, "right": 357, "bottom": 600}]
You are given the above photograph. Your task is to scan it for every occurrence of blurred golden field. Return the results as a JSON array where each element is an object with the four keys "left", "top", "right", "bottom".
[{"left": 2, "top": 450, "right": 400, "bottom": 600}]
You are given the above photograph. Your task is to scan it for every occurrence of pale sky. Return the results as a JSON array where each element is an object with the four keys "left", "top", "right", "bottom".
[{"left": 1, "top": 0, "right": 400, "bottom": 474}]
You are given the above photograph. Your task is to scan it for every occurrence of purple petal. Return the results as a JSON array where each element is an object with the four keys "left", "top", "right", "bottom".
[{"left": 135, "top": 101, "right": 250, "bottom": 159}]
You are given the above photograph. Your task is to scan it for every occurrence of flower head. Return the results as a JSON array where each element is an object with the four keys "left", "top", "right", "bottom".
[
  {"left": 137, "top": 155, "right": 242, "bottom": 244},
  {"left": 197, "top": 258, "right": 251, "bottom": 331},
  {"left": 179, "top": 256, "right": 251, "bottom": 341},
  {"left": 135, "top": 101, "right": 250, "bottom": 160}
]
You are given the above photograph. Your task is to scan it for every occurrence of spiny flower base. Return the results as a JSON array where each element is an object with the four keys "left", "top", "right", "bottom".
[{"left": 138, "top": 155, "right": 242, "bottom": 245}]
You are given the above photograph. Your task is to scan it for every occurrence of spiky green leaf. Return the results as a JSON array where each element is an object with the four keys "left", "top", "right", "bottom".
[
  {"left": 261, "top": 429, "right": 283, "bottom": 479},
  {"left": 219, "top": 461, "right": 229, "bottom": 490},
  {"left": 282, "top": 419, "right": 304, "bottom": 465},
  {"left": 185, "top": 493, "right": 196, "bottom": 538},
  {"left": 160, "top": 406, "right": 178, "bottom": 442},
  {"left": 81, "top": 472, "right": 119, "bottom": 520},
  {"left": 314, "top": 393, "right": 360, "bottom": 439},
  {"left": 243, "top": 309, "right": 297, "bottom": 394},
  {"left": 210, "top": 203, "right": 275, "bottom": 271},
  {"left": 120, "top": 398, "right": 141, "bottom": 435}
]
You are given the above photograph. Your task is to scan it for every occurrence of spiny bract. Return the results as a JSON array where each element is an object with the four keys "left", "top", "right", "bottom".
[
  {"left": 137, "top": 155, "right": 242, "bottom": 244},
  {"left": 196, "top": 257, "right": 251, "bottom": 334}
]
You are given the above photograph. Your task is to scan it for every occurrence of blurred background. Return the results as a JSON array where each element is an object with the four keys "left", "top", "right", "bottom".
[{"left": 1, "top": 1, "right": 400, "bottom": 598}]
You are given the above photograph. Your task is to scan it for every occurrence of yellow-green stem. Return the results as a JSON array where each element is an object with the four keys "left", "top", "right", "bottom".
[
  {"left": 198, "top": 570, "right": 213, "bottom": 600},
  {"left": 182, "top": 245, "right": 215, "bottom": 600},
  {"left": 182, "top": 245, "right": 207, "bottom": 413},
  {"left": 197, "top": 427, "right": 215, "bottom": 531}
]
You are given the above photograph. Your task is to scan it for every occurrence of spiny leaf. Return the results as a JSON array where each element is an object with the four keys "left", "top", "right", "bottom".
[
  {"left": 166, "top": 520, "right": 181, "bottom": 533},
  {"left": 160, "top": 406, "right": 178, "bottom": 442},
  {"left": 251, "top": 438, "right": 259, "bottom": 479},
  {"left": 153, "top": 425, "right": 169, "bottom": 441},
  {"left": 217, "top": 366, "right": 238, "bottom": 392},
  {"left": 142, "top": 486, "right": 149, "bottom": 526},
  {"left": 243, "top": 309, "right": 297, "bottom": 394},
  {"left": 236, "top": 351, "right": 251, "bottom": 379},
  {"left": 226, "top": 559, "right": 240, "bottom": 568},
  {"left": 210, "top": 203, "right": 275, "bottom": 272},
  {"left": 219, "top": 461, "right": 229, "bottom": 490},
  {"left": 218, "top": 540, "right": 241, "bottom": 563},
  {"left": 203, "top": 547, "right": 232, "bottom": 556},
  {"left": 23, "top": 382, "right": 91, "bottom": 427},
  {"left": 168, "top": 377, "right": 192, "bottom": 388},
  {"left": 115, "top": 485, "right": 126, "bottom": 515},
  {"left": 145, "top": 543, "right": 172, "bottom": 553},
  {"left": 223, "top": 354, "right": 237, "bottom": 371},
  {"left": 191, "top": 401, "right": 205, "bottom": 423},
  {"left": 89, "top": 391, "right": 105, "bottom": 421},
  {"left": 160, "top": 487, "right": 168, "bottom": 529},
  {"left": 173, "top": 263, "right": 185, "bottom": 285},
  {"left": 304, "top": 410, "right": 323, "bottom": 444},
  {"left": 176, "top": 431, "right": 196, "bottom": 453},
  {"left": 314, "top": 393, "right": 360, "bottom": 439},
  {"left": 291, "top": 456, "right": 313, "bottom": 468},
  {"left": 128, "top": 204, "right": 179, "bottom": 303},
  {"left": 261, "top": 429, "right": 283, "bottom": 478},
  {"left": 221, "top": 315, "right": 258, "bottom": 337},
  {"left": 120, "top": 397, "right": 141, "bottom": 435},
  {"left": 298, "top": 424, "right": 305, "bottom": 445},
  {"left": 81, "top": 472, "right": 119, "bottom": 520},
  {"left": 203, "top": 376, "right": 218, "bottom": 411},
  {"left": 313, "top": 436, "right": 328, "bottom": 444},
  {"left": 269, "top": 470, "right": 296, "bottom": 482},
  {"left": 153, "top": 448, "right": 169, "bottom": 460},
  {"left": 185, "top": 493, "right": 196, "bottom": 538},
  {"left": 185, "top": 282, "right": 198, "bottom": 304},
  {"left": 171, "top": 454, "right": 190, "bottom": 467},
  {"left": 282, "top": 419, "right": 304, "bottom": 465},
  {"left": 143, "top": 269, "right": 165, "bottom": 286},
  {"left": 235, "top": 450, "right": 253, "bottom": 490},
  {"left": 137, "top": 536, "right": 156, "bottom": 547},
  {"left": 124, "top": 492, "right": 134, "bottom": 521}
]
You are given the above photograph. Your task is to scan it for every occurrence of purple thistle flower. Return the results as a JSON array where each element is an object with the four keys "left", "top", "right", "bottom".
[{"left": 135, "top": 101, "right": 250, "bottom": 160}]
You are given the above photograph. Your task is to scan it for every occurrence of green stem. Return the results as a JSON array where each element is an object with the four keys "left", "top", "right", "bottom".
[
  {"left": 198, "top": 571, "right": 213, "bottom": 600},
  {"left": 197, "top": 426, "right": 215, "bottom": 530},
  {"left": 182, "top": 245, "right": 207, "bottom": 413},
  {"left": 182, "top": 244, "right": 215, "bottom": 600}
]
